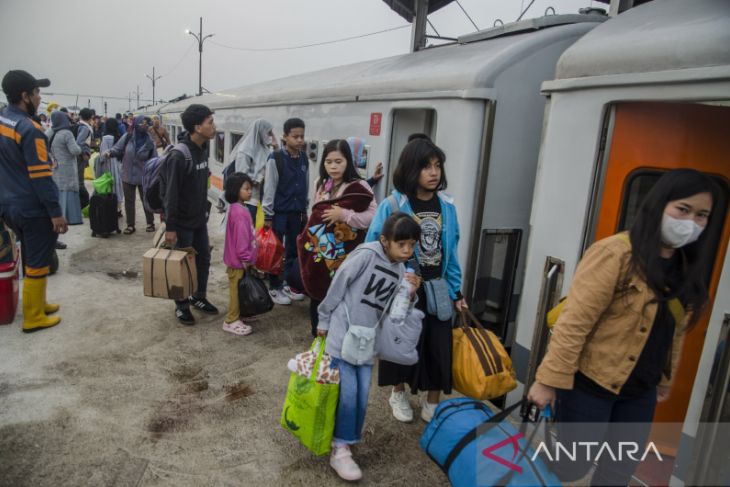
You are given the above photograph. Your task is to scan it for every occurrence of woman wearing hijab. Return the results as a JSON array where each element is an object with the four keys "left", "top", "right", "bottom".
[
  {"left": 49, "top": 110, "right": 83, "bottom": 226},
  {"left": 98, "top": 118, "right": 125, "bottom": 214},
  {"left": 105, "top": 115, "right": 156, "bottom": 234},
  {"left": 230, "top": 119, "right": 277, "bottom": 221}
]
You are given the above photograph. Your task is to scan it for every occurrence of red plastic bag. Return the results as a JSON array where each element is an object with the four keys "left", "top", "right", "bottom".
[{"left": 255, "top": 227, "right": 284, "bottom": 275}]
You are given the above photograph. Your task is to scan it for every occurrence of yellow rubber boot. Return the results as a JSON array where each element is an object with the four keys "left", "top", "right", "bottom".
[
  {"left": 44, "top": 302, "right": 60, "bottom": 315},
  {"left": 22, "top": 277, "right": 61, "bottom": 333}
]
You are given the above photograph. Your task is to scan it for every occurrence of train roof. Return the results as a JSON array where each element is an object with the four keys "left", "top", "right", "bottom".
[
  {"left": 546, "top": 0, "right": 730, "bottom": 91},
  {"left": 160, "top": 14, "right": 604, "bottom": 113}
]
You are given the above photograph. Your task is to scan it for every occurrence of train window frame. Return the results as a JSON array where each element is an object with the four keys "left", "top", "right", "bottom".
[
  {"left": 386, "top": 108, "right": 438, "bottom": 195},
  {"left": 469, "top": 229, "right": 522, "bottom": 342},
  {"left": 214, "top": 131, "right": 225, "bottom": 164},
  {"left": 230, "top": 132, "right": 244, "bottom": 152}
]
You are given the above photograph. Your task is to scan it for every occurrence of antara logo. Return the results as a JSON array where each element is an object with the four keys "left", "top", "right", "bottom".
[
  {"left": 482, "top": 432, "right": 525, "bottom": 474},
  {"left": 532, "top": 441, "right": 663, "bottom": 463}
]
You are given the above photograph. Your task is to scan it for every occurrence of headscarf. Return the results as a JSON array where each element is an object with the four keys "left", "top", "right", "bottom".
[
  {"left": 233, "top": 119, "right": 273, "bottom": 182},
  {"left": 133, "top": 115, "right": 148, "bottom": 150},
  {"left": 51, "top": 110, "right": 71, "bottom": 133}
]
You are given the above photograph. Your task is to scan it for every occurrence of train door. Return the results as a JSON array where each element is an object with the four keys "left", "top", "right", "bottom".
[
  {"left": 589, "top": 102, "right": 730, "bottom": 463},
  {"left": 385, "top": 109, "right": 436, "bottom": 194}
]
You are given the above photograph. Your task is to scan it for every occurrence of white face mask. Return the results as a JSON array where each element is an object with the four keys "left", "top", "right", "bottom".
[{"left": 661, "top": 213, "right": 704, "bottom": 248}]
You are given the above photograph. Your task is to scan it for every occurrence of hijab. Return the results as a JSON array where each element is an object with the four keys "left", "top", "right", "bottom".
[
  {"left": 104, "top": 118, "right": 121, "bottom": 142},
  {"left": 51, "top": 110, "right": 71, "bottom": 133},
  {"left": 234, "top": 118, "right": 273, "bottom": 182}
]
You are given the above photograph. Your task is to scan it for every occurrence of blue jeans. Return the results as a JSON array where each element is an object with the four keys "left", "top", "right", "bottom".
[
  {"left": 269, "top": 211, "right": 304, "bottom": 290},
  {"left": 331, "top": 357, "right": 372, "bottom": 445},
  {"left": 174, "top": 225, "right": 210, "bottom": 308},
  {"left": 554, "top": 384, "right": 657, "bottom": 486}
]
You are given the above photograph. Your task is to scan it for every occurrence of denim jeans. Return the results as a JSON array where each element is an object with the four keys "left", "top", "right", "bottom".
[
  {"left": 331, "top": 357, "right": 372, "bottom": 445},
  {"left": 174, "top": 225, "right": 210, "bottom": 308},
  {"left": 554, "top": 384, "right": 657, "bottom": 486},
  {"left": 269, "top": 211, "right": 304, "bottom": 290}
]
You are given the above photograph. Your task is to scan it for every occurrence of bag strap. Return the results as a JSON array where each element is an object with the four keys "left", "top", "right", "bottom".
[
  {"left": 495, "top": 405, "right": 554, "bottom": 486},
  {"left": 344, "top": 285, "right": 399, "bottom": 331},
  {"left": 310, "top": 337, "right": 327, "bottom": 381}
]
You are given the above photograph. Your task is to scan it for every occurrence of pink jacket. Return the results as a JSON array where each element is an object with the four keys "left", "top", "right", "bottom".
[
  {"left": 313, "top": 179, "right": 376, "bottom": 229},
  {"left": 224, "top": 203, "right": 257, "bottom": 269}
]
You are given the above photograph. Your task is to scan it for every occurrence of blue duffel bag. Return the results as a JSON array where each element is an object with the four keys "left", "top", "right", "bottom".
[{"left": 420, "top": 398, "right": 561, "bottom": 487}]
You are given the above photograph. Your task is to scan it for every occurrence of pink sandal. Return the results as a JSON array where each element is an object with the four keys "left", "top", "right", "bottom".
[{"left": 223, "top": 320, "right": 252, "bottom": 336}]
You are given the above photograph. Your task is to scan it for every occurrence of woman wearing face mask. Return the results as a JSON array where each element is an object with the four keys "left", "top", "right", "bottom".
[
  {"left": 527, "top": 168, "right": 720, "bottom": 486},
  {"left": 229, "top": 119, "right": 277, "bottom": 221}
]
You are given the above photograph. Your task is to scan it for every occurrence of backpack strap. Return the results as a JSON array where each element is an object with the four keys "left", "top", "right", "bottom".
[{"left": 273, "top": 149, "right": 284, "bottom": 179}]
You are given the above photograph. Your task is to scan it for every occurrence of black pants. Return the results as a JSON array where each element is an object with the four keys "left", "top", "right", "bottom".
[
  {"left": 269, "top": 211, "right": 304, "bottom": 290},
  {"left": 309, "top": 298, "right": 321, "bottom": 337},
  {"left": 2, "top": 208, "right": 57, "bottom": 278},
  {"left": 174, "top": 225, "right": 211, "bottom": 309},
  {"left": 553, "top": 384, "right": 657, "bottom": 486},
  {"left": 122, "top": 182, "right": 153, "bottom": 228}
]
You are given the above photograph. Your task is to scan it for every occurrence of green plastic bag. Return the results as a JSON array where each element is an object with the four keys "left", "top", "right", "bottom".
[
  {"left": 81, "top": 205, "right": 89, "bottom": 218},
  {"left": 280, "top": 337, "right": 339, "bottom": 456},
  {"left": 92, "top": 172, "right": 114, "bottom": 195}
]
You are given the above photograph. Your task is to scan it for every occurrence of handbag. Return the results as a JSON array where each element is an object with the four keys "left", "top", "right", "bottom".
[
  {"left": 341, "top": 305, "right": 378, "bottom": 365},
  {"left": 280, "top": 337, "right": 339, "bottom": 456},
  {"left": 237, "top": 271, "right": 274, "bottom": 317},
  {"left": 377, "top": 306, "right": 424, "bottom": 365},
  {"left": 423, "top": 278, "right": 453, "bottom": 321},
  {"left": 452, "top": 309, "right": 517, "bottom": 400}
]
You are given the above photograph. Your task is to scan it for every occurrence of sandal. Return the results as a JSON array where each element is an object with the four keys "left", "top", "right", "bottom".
[
  {"left": 123, "top": 226, "right": 135, "bottom": 235},
  {"left": 146, "top": 224, "right": 155, "bottom": 232},
  {"left": 223, "top": 320, "right": 252, "bottom": 336}
]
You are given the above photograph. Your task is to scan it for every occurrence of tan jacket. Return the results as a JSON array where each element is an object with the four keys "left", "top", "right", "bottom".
[
  {"left": 535, "top": 233, "right": 686, "bottom": 394},
  {"left": 148, "top": 125, "right": 170, "bottom": 148}
]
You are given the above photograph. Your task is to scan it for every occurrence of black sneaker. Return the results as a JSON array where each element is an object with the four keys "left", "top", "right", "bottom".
[
  {"left": 175, "top": 307, "right": 195, "bottom": 325},
  {"left": 188, "top": 297, "right": 219, "bottom": 315},
  {"left": 55, "top": 241, "right": 67, "bottom": 250}
]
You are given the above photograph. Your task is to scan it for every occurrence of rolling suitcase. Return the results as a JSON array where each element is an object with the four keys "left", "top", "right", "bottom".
[{"left": 89, "top": 193, "right": 120, "bottom": 237}]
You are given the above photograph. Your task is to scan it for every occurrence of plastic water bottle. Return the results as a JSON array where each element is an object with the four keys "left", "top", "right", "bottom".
[{"left": 390, "top": 268, "right": 415, "bottom": 323}]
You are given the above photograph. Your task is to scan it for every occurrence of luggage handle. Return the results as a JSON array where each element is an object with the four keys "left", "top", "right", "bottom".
[{"left": 458, "top": 308, "right": 488, "bottom": 332}]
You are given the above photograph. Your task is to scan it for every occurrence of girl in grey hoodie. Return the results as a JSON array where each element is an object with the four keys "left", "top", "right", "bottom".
[{"left": 317, "top": 212, "right": 422, "bottom": 482}]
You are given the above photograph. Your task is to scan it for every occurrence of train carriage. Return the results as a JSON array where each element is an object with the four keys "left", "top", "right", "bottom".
[
  {"left": 510, "top": 1, "right": 730, "bottom": 485},
  {"left": 156, "top": 12, "right": 605, "bottom": 343}
]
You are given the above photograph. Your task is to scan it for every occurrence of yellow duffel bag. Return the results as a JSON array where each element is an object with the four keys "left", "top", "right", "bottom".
[{"left": 452, "top": 309, "right": 517, "bottom": 400}]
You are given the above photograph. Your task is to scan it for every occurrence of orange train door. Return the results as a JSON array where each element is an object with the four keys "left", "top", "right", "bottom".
[{"left": 591, "top": 102, "right": 730, "bottom": 456}]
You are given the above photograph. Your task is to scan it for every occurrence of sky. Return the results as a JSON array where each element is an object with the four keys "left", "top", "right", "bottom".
[{"left": 1, "top": 0, "right": 599, "bottom": 115}]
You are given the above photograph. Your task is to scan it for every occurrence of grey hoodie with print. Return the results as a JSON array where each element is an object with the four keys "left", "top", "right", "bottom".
[{"left": 317, "top": 241, "right": 405, "bottom": 363}]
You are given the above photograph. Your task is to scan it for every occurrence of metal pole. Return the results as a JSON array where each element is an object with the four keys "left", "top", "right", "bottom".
[
  {"left": 146, "top": 66, "right": 161, "bottom": 105},
  {"left": 410, "top": 0, "right": 429, "bottom": 52},
  {"left": 198, "top": 17, "right": 203, "bottom": 96}
]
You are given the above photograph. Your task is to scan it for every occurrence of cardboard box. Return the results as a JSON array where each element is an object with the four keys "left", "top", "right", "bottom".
[
  {"left": 143, "top": 248, "right": 197, "bottom": 300},
  {"left": 151, "top": 223, "right": 166, "bottom": 249}
]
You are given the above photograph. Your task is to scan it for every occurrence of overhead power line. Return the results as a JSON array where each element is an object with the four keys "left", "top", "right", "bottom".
[
  {"left": 160, "top": 39, "right": 197, "bottom": 78},
  {"left": 45, "top": 91, "right": 153, "bottom": 103},
  {"left": 209, "top": 24, "right": 409, "bottom": 52}
]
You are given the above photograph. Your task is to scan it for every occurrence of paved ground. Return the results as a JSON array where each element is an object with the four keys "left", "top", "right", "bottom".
[{"left": 0, "top": 196, "right": 450, "bottom": 487}]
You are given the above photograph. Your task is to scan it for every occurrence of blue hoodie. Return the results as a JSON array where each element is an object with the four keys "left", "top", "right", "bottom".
[{"left": 365, "top": 189, "right": 462, "bottom": 300}]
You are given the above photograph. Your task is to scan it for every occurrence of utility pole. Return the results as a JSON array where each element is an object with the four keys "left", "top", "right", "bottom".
[
  {"left": 128, "top": 92, "right": 132, "bottom": 111},
  {"left": 186, "top": 17, "right": 215, "bottom": 96},
  {"left": 146, "top": 66, "right": 162, "bottom": 105},
  {"left": 136, "top": 85, "right": 142, "bottom": 109}
]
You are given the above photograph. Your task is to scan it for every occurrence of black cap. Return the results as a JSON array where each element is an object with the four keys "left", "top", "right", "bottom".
[{"left": 2, "top": 70, "right": 51, "bottom": 98}]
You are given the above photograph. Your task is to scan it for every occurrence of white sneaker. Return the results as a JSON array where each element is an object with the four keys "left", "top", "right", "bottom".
[
  {"left": 282, "top": 285, "right": 305, "bottom": 301},
  {"left": 420, "top": 398, "right": 438, "bottom": 423},
  {"left": 388, "top": 389, "right": 414, "bottom": 423},
  {"left": 330, "top": 444, "right": 362, "bottom": 481},
  {"left": 269, "top": 289, "right": 292, "bottom": 305}
]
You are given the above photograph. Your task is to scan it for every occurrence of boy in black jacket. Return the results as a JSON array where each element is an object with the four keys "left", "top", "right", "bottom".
[{"left": 162, "top": 104, "right": 219, "bottom": 325}]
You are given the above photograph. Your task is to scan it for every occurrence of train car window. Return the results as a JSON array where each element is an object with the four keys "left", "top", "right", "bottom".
[
  {"left": 215, "top": 132, "right": 225, "bottom": 163},
  {"left": 230, "top": 132, "right": 244, "bottom": 151},
  {"left": 470, "top": 229, "right": 522, "bottom": 341},
  {"left": 619, "top": 169, "right": 729, "bottom": 287},
  {"left": 387, "top": 109, "right": 437, "bottom": 194}
]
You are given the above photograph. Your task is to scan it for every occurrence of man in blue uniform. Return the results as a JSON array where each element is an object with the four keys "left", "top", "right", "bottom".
[{"left": 0, "top": 70, "right": 68, "bottom": 332}]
